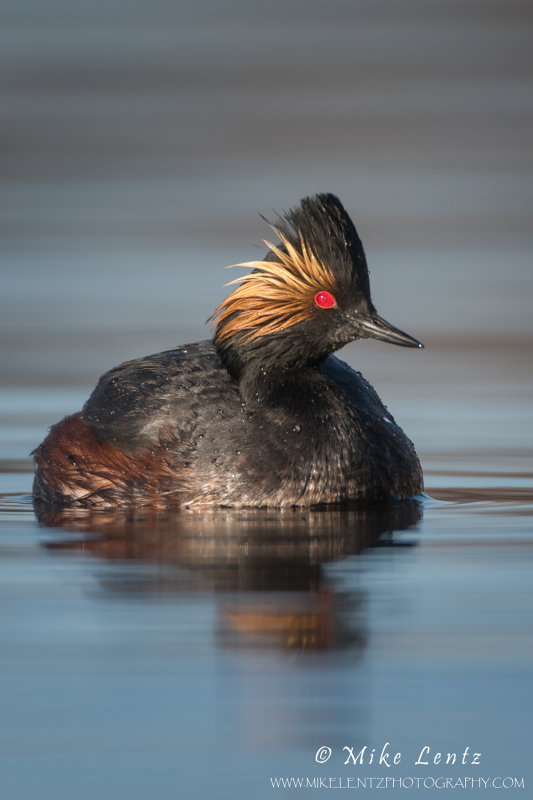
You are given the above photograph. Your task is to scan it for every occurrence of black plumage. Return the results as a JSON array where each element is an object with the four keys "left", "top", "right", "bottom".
[{"left": 33, "top": 193, "right": 423, "bottom": 507}]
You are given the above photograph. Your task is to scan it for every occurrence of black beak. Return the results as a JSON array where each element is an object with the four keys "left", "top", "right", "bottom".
[{"left": 358, "top": 313, "right": 423, "bottom": 349}]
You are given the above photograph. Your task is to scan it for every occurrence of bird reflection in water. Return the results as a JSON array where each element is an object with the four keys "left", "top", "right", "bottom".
[{"left": 36, "top": 500, "right": 422, "bottom": 651}]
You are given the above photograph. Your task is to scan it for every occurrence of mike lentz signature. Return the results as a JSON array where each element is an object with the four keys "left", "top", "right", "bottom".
[{"left": 315, "top": 743, "right": 482, "bottom": 767}]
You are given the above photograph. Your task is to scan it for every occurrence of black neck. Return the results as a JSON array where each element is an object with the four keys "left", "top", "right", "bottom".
[{"left": 216, "top": 338, "right": 328, "bottom": 405}]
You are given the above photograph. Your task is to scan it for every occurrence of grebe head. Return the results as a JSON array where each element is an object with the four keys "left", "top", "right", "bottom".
[{"left": 212, "top": 193, "right": 423, "bottom": 376}]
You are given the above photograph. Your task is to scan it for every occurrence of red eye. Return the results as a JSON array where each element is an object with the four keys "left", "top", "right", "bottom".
[{"left": 314, "top": 290, "right": 337, "bottom": 309}]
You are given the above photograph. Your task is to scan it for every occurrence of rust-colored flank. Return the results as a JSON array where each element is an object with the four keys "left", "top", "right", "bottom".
[{"left": 32, "top": 413, "right": 182, "bottom": 507}]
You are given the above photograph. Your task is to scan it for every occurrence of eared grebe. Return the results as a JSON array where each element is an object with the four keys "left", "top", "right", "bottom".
[{"left": 33, "top": 193, "right": 424, "bottom": 508}]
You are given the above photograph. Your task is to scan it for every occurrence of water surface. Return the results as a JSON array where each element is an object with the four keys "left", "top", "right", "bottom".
[{"left": 1, "top": 0, "right": 533, "bottom": 797}]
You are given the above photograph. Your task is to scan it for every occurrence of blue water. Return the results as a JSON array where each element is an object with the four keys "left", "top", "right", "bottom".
[
  {"left": 2, "top": 0, "right": 533, "bottom": 797},
  {"left": 1, "top": 491, "right": 532, "bottom": 798}
]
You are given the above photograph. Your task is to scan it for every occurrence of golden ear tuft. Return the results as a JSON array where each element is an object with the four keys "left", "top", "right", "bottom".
[{"left": 212, "top": 230, "right": 338, "bottom": 345}]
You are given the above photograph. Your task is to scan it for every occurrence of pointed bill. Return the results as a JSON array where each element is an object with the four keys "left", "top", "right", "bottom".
[{"left": 358, "top": 313, "right": 423, "bottom": 349}]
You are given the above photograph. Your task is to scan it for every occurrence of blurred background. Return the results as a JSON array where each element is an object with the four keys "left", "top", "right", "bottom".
[
  {"left": 1, "top": 2, "right": 532, "bottom": 798},
  {"left": 2, "top": 0, "right": 532, "bottom": 471}
]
